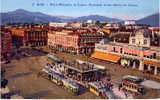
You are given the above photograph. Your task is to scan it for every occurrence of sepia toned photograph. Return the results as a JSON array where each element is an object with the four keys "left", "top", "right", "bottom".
[{"left": 0, "top": 0, "right": 160, "bottom": 99}]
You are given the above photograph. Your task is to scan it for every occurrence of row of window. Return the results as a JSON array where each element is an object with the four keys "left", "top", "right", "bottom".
[
  {"left": 132, "top": 39, "right": 148, "bottom": 45},
  {"left": 144, "top": 55, "right": 156, "bottom": 59},
  {"left": 98, "top": 46, "right": 158, "bottom": 60}
]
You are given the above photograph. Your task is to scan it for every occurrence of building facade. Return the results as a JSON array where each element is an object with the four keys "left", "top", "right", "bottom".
[
  {"left": 49, "top": 22, "right": 68, "bottom": 27},
  {"left": 149, "top": 27, "right": 160, "bottom": 46},
  {"left": 1, "top": 28, "right": 13, "bottom": 61},
  {"left": 11, "top": 27, "right": 48, "bottom": 47},
  {"left": 129, "top": 29, "right": 160, "bottom": 46},
  {"left": 68, "top": 22, "right": 82, "bottom": 28},
  {"left": 92, "top": 29, "right": 160, "bottom": 75},
  {"left": 48, "top": 28, "right": 104, "bottom": 54},
  {"left": 129, "top": 29, "right": 151, "bottom": 47},
  {"left": 124, "top": 20, "right": 136, "bottom": 25}
]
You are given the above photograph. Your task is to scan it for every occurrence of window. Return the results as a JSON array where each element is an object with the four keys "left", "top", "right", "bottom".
[
  {"left": 113, "top": 47, "right": 116, "bottom": 52},
  {"left": 144, "top": 40, "right": 147, "bottom": 44},
  {"left": 120, "top": 48, "right": 123, "bottom": 54},
  {"left": 132, "top": 39, "right": 135, "bottom": 44},
  {"left": 153, "top": 53, "right": 156, "bottom": 59}
]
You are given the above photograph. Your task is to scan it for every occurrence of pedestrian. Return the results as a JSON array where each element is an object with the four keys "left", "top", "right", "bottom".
[
  {"left": 118, "top": 85, "right": 120, "bottom": 91},
  {"left": 124, "top": 92, "right": 127, "bottom": 98},
  {"left": 119, "top": 84, "right": 122, "bottom": 91},
  {"left": 126, "top": 92, "right": 128, "bottom": 98}
]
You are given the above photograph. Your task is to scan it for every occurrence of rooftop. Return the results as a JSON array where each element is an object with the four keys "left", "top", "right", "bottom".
[
  {"left": 91, "top": 51, "right": 121, "bottom": 63},
  {"left": 131, "top": 29, "right": 152, "bottom": 38},
  {"left": 64, "top": 60, "right": 105, "bottom": 73},
  {"left": 102, "top": 42, "right": 160, "bottom": 52},
  {"left": 122, "top": 75, "right": 143, "bottom": 84}
]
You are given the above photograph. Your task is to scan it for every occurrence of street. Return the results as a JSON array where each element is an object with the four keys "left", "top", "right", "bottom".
[{"left": 1, "top": 47, "right": 160, "bottom": 99}]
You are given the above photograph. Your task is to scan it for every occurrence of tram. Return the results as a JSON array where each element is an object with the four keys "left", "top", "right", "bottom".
[
  {"left": 121, "top": 75, "right": 145, "bottom": 95},
  {"left": 48, "top": 72, "right": 63, "bottom": 86},
  {"left": 89, "top": 82, "right": 108, "bottom": 98},
  {"left": 42, "top": 67, "right": 80, "bottom": 95},
  {"left": 62, "top": 78, "right": 80, "bottom": 95}
]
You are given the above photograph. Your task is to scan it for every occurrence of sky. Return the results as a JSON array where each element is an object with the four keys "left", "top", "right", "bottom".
[{"left": 1, "top": 0, "right": 159, "bottom": 20}]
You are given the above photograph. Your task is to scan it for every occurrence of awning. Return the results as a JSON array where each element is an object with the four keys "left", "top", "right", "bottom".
[
  {"left": 144, "top": 60, "right": 160, "bottom": 67},
  {"left": 91, "top": 51, "right": 121, "bottom": 63}
]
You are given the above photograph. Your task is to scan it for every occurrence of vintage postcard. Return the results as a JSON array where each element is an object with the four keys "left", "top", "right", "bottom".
[{"left": 1, "top": 0, "right": 160, "bottom": 99}]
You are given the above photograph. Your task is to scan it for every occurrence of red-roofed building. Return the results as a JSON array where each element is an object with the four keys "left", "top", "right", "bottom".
[
  {"left": 92, "top": 29, "right": 160, "bottom": 75},
  {"left": 48, "top": 28, "right": 104, "bottom": 54},
  {"left": 10, "top": 26, "right": 48, "bottom": 47},
  {"left": 1, "top": 28, "right": 13, "bottom": 61}
]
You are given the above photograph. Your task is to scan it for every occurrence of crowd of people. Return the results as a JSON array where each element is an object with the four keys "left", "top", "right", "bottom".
[{"left": 46, "top": 63, "right": 65, "bottom": 74}]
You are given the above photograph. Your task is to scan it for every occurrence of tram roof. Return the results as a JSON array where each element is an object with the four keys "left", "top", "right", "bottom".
[
  {"left": 122, "top": 75, "right": 143, "bottom": 84},
  {"left": 65, "top": 64, "right": 99, "bottom": 73},
  {"left": 64, "top": 60, "right": 103, "bottom": 73}
]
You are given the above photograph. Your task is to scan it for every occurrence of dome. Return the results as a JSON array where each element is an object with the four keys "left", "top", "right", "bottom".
[{"left": 135, "top": 29, "right": 152, "bottom": 38}]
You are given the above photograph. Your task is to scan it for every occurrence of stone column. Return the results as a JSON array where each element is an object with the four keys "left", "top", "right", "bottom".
[
  {"left": 132, "top": 61, "right": 136, "bottom": 69},
  {"left": 148, "top": 64, "right": 151, "bottom": 71},
  {"left": 154, "top": 66, "right": 157, "bottom": 75},
  {"left": 76, "top": 48, "right": 79, "bottom": 54},
  {"left": 127, "top": 60, "right": 130, "bottom": 66},
  {"left": 139, "top": 60, "right": 144, "bottom": 71},
  {"left": 89, "top": 48, "right": 91, "bottom": 54}
]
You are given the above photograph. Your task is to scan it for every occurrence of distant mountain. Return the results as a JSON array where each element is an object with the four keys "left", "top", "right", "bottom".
[
  {"left": 136, "top": 13, "right": 160, "bottom": 27},
  {"left": 68, "top": 15, "right": 122, "bottom": 23},
  {"left": 0, "top": 9, "right": 122, "bottom": 25},
  {"left": 1, "top": 9, "right": 159, "bottom": 26},
  {"left": 1, "top": 9, "right": 63, "bottom": 25},
  {"left": 55, "top": 16, "right": 74, "bottom": 20}
]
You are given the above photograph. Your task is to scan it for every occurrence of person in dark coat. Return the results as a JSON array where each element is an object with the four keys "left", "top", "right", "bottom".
[{"left": 1, "top": 79, "right": 8, "bottom": 88}]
